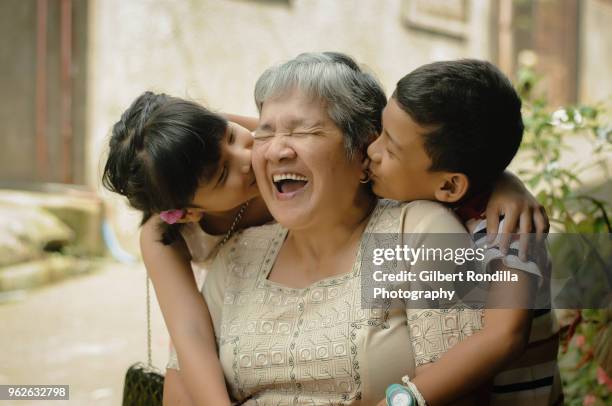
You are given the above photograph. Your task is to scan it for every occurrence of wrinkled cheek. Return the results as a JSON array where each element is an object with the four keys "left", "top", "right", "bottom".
[
  {"left": 251, "top": 143, "right": 264, "bottom": 166},
  {"left": 253, "top": 167, "right": 267, "bottom": 191},
  {"left": 251, "top": 147, "right": 269, "bottom": 194}
]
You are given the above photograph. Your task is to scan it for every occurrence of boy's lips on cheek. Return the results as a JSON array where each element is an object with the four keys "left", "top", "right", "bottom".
[
  {"left": 367, "top": 166, "right": 379, "bottom": 181},
  {"left": 368, "top": 164, "right": 386, "bottom": 186},
  {"left": 367, "top": 171, "right": 385, "bottom": 194}
]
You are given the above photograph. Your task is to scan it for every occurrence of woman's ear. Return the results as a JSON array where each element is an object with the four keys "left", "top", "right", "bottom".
[
  {"left": 360, "top": 132, "right": 379, "bottom": 160},
  {"left": 434, "top": 173, "right": 469, "bottom": 203},
  {"left": 357, "top": 153, "right": 372, "bottom": 183},
  {"left": 360, "top": 155, "right": 371, "bottom": 172}
]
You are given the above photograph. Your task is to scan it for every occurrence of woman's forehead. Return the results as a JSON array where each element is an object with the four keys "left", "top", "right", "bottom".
[{"left": 260, "top": 92, "right": 330, "bottom": 127}]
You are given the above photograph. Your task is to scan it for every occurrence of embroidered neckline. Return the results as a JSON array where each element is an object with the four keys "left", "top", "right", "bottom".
[{"left": 256, "top": 200, "right": 388, "bottom": 293}]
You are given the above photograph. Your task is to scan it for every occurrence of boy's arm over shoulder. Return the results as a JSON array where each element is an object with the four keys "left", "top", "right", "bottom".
[{"left": 402, "top": 213, "right": 535, "bottom": 405}]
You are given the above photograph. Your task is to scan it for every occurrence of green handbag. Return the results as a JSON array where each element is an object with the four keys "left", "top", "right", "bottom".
[{"left": 122, "top": 276, "right": 164, "bottom": 406}]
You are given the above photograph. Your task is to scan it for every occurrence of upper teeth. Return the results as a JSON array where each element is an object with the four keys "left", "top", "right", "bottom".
[{"left": 273, "top": 173, "right": 308, "bottom": 182}]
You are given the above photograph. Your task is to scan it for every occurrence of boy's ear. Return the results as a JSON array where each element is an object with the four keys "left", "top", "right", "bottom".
[{"left": 434, "top": 173, "right": 469, "bottom": 203}]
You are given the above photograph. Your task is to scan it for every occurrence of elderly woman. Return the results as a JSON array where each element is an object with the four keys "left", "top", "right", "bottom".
[
  {"left": 199, "top": 52, "right": 483, "bottom": 404},
  {"left": 129, "top": 53, "right": 546, "bottom": 405}
]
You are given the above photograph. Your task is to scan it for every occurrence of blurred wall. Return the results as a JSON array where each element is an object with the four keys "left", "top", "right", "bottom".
[
  {"left": 0, "top": 0, "right": 88, "bottom": 184},
  {"left": 0, "top": 0, "right": 37, "bottom": 181},
  {"left": 579, "top": 0, "right": 612, "bottom": 104},
  {"left": 88, "top": 0, "right": 496, "bottom": 255},
  {"left": 86, "top": 0, "right": 612, "bottom": 252}
]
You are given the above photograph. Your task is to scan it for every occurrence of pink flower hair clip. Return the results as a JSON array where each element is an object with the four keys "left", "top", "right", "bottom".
[{"left": 159, "top": 209, "right": 185, "bottom": 224}]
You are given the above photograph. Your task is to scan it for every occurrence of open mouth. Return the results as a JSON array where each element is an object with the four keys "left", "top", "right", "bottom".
[{"left": 272, "top": 173, "right": 309, "bottom": 196}]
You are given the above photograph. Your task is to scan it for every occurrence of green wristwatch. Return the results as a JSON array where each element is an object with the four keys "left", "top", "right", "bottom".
[{"left": 386, "top": 383, "right": 416, "bottom": 406}]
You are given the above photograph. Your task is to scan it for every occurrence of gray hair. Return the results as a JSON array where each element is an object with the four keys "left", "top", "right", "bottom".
[{"left": 254, "top": 52, "right": 387, "bottom": 159}]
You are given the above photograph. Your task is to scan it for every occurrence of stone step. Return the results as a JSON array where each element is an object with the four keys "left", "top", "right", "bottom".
[
  {"left": 0, "top": 254, "right": 98, "bottom": 292},
  {"left": 0, "top": 183, "right": 105, "bottom": 257}
]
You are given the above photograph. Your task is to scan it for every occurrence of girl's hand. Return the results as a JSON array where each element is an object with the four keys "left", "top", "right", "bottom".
[{"left": 486, "top": 171, "right": 549, "bottom": 260}]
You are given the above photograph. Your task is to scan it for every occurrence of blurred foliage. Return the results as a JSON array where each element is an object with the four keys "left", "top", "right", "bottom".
[
  {"left": 516, "top": 67, "right": 611, "bottom": 233},
  {"left": 559, "top": 309, "right": 612, "bottom": 406},
  {"left": 515, "top": 65, "right": 611, "bottom": 405}
]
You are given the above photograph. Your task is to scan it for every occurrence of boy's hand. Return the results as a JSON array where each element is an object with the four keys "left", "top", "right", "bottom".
[{"left": 486, "top": 172, "right": 549, "bottom": 260}]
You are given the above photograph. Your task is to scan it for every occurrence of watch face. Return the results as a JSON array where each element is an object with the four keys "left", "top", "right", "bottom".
[{"left": 390, "top": 392, "right": 412, "bottom": 406}]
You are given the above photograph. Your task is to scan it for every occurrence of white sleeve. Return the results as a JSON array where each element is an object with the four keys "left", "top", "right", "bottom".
[{"left": 180, "top": 223, "right": 223, "bottom": 263}]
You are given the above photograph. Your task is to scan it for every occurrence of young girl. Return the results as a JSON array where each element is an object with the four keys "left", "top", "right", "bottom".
[
  {"left": 103, "top": 91, "right": 267, "bottom": 405},
  {"left": 103, "top": 91, "right": 547, "bottom": 405}
]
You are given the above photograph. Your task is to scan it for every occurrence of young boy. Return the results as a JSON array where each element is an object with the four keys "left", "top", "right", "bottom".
[{"left": 367, "top": 59, "right": 561, "bottom": 405}]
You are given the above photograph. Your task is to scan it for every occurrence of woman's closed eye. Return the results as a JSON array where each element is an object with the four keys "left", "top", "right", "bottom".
[
  {"left": 253, "top": 130, "right": 319, "bottom": 140},
  {"left": 292, "top": 131, "right": 321, "bottom": 137},
  {"left": 253, "top": 130, "right": 274, "bottom": 141}
]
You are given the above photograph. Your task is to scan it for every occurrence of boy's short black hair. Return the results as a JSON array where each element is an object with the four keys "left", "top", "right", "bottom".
[{"left": 394, "top": 59, "right": 524, "bottom": 194}]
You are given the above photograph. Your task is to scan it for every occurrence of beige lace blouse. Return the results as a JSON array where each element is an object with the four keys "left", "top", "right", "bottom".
[{"left": 202, "top": 200, "right": 483, "bottom": 405}]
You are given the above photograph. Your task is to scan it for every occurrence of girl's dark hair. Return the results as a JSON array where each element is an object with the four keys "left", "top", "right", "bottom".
[{"left": 102, "top": 91, "right": 227, "bottom": 244}]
